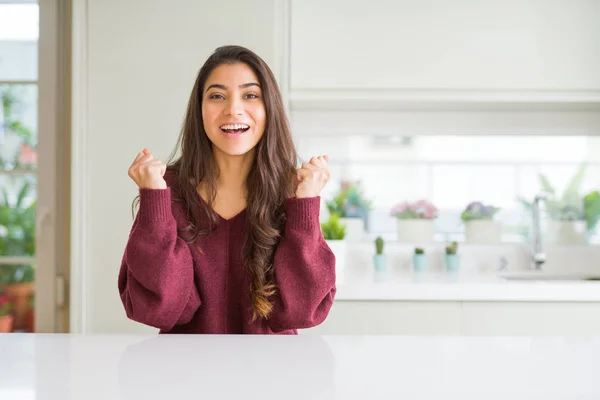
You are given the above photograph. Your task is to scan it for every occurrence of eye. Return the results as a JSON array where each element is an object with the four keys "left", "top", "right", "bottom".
[
  {"left": 244, "top": 92, "right": 260, "bottom": 99},
  {"left": 208, "top": 93, "right": 224, "bottom": 100}
]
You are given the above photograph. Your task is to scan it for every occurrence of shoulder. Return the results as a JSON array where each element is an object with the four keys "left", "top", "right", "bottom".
[
  {"left": 163, "top": 168, "right": 181, "bottom": 193},
  {"left": 162, "top": 168, "right": 195, "bottom": 227}
]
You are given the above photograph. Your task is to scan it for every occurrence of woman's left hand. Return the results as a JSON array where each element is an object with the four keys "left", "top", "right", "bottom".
[{"left": 295, "top": 155, "right": 331, "bottom": 198}]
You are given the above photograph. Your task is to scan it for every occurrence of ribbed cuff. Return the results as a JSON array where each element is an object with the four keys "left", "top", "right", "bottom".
[
  {"left": 138, "top": 188, "right": 172, "bottom": 223},
  {"left": 285, "top": 196, "right": 321, "bottom": 232}
]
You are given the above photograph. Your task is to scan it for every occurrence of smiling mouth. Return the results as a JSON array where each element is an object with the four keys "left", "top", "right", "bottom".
[{"left": 220, "top": 124, "right": 250, "bottom": 134}]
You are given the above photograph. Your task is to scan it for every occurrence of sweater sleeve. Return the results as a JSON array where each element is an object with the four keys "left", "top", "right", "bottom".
[
  {"left": 118, "top": 188, "right": 201, "bottom": 331},
  {"left": 268, "top": 196, "right": 336, "bottom": 332}
]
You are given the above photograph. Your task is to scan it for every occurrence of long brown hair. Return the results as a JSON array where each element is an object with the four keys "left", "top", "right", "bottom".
[{"left": 158, "top": 45, "right": 298, "bottom": 321}]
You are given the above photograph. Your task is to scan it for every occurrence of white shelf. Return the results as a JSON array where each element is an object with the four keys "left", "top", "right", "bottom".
[
  {"left": 291, "top": 89, "right": 600, "bottom": 111},
  {"left": 335, "top": 270, "right": 600, "bottom": 302}
]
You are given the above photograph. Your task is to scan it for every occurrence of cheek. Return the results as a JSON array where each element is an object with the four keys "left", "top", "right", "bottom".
[
  {"left": 252, "top": 105, "right": 267, "bottom": 128},
  {"left": 202, "top": 105, "right": 218, "bottom": 128}
]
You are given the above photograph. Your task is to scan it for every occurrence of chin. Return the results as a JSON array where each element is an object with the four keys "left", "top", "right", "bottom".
[{"left": 215, "top": 143, "right": 256, "bottom": 157}]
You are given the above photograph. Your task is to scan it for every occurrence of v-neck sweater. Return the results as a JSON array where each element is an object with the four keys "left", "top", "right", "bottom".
[{"left": 117, "top": 172, "right": 337, "bottom": 334}]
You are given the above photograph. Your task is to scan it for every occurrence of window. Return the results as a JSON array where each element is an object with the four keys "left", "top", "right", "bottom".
[
  {"left": 296, "top": 134, "right": 600, "bottom": 245},
  {"left": 0, "top": 1, "right": 39, "bottom": 333}
]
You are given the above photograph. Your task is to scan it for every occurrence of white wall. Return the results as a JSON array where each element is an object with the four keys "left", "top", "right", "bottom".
[{"left": 72, "top": 0, "right": 281, "bottom": 333}]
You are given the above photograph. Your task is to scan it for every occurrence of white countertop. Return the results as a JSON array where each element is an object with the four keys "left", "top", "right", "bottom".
[
  {"left": 335, "top": 269, "right": 600, "bottom": 301},
  {"left": 1, "top": 333, "right": 599, "bottom": 399}
]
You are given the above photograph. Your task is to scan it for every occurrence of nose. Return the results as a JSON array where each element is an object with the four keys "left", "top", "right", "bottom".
[{"left": 224, "top": 97, "right": 244, "bottom": 116}]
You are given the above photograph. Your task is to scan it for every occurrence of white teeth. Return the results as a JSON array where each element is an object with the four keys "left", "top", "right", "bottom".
[{"left": 221, "top": 124, "right": 249, "bottom": 130}]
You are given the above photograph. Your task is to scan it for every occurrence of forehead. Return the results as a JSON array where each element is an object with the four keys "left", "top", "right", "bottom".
[{"left": 204, "top": 63, "right": 260, "bottom": 88}]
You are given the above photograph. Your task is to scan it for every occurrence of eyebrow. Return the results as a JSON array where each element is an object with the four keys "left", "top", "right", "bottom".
[{"left": 205, "top": 82, "right": 261, "bottom": 93}]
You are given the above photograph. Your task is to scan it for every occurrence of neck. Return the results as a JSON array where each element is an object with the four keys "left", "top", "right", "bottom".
[{"left": 213, "top": 148, "right": 255, "bottom": 194}]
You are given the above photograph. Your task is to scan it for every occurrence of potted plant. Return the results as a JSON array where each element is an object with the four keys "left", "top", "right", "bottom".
[
  {"left": 2, "top": 265, "right": 35, "bottom": 331},
  {"left": 373, "top": 236, "right": 386, "bottom": 270},
  {"left": 0, "top": 295, "right": 13, "bottom": 333},
  {"left": 0, "top": 180, "right": 36, "bottom": 331},
  {"left": 391, "top": 200, "right": 437, "bottom": 243},
  {"left": 461, "top": 201, "right": 501, "bottom": 244},
  {"left": 26, "top": 293, "right": 34, "bottom": 333},
  {"left": 518, "top": 164, "right": 590, "bottom": 244},
  {"left": 584, "top": 190, "right": 600, "bottom": 237},
  {"left": 326, "top": 180, "right": 371, "bottom": 242},
  {"left": 413, "top": 247, "right": 427, "bottom": 271},
  {"left": 321, "top": 214, "right": 347, "bottom": 278},
  {"left": 445, "top": 241, "right": 460, "bottom": 272}
]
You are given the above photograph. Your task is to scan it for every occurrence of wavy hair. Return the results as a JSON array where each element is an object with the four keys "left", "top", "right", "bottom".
[{"left": 156, "top": 45, "right": 298, "bottom": 321}]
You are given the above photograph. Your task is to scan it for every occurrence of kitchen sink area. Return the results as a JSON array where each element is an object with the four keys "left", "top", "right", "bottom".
[{"left": 498, "top": 271, "right": 600, "bottom": 281}]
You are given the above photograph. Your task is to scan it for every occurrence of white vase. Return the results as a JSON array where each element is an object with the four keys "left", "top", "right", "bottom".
[
  {"left": 325, "top": 239, "right": 347, "bottom": 280},
  {"left": 340, "top": 217, "right": 365, "bottom": 242},
  {"left": 545, "top": 220, "right": 587, "bottom": 245},
  {"left": 396, "top": 219, "right": 435, "bottom": 243},
  {"left": 465, "top": 220, "right": 502, "bottom": 244}
]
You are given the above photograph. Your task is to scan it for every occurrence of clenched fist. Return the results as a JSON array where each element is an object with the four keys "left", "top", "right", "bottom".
[
  {"left": 295, "top": 155, "right": 331, "bottom": 198},
  {"left": 128, "top": 149, "right": 167, "bottom": 190}
]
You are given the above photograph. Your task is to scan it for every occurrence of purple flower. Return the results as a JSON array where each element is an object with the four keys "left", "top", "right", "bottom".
[
  {"left": 462, "top": 201, "right": 500, "bottom": 221},
  {"left": 391, "top": 200, "right": 438, "bottom": 220}
]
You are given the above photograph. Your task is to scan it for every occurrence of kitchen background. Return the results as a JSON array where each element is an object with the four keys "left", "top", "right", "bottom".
[{"left": 1, "top": 0, "right": 600, "bottom": 335}]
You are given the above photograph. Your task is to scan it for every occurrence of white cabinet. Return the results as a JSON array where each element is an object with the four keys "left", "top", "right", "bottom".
[
  {"left": 302, "top": 301, "right": 461, "bottom": 335},
  {"left": 303, "top": 300, "right": 600, "bottom": 336},
  {"left": 290, "top": 0, "right": 600, "bottom": 108},
  {"left": 461, "top": 302, "right": 600, "bottom": 336}
]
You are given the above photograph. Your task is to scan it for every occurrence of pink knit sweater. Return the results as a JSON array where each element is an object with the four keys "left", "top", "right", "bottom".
[{"left": 118, "top": 173, "right": 336, "bottom": 334}]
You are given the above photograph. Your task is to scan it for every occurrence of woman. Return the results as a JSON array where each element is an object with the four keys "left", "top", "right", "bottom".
[{"left": 118, "top": 45, "right": 336, "bottom": 334}]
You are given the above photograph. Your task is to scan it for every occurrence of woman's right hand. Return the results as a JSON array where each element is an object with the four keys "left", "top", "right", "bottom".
[{"left": 128, "top": 149, "right": 167, "bottom": 189}]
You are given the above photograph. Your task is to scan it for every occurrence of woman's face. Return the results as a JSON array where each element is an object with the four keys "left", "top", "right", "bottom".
[{"left": 202, "top": 63, "right": 266, "bottom": 157}]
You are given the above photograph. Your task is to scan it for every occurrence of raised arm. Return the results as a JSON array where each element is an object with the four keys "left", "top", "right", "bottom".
[
  {"left": 268, "top": 196, "right": 336, "bottom": 332},
  {"left": 118, "top": 189, "right": 201, "bottom": 331},
  {"left": 118, "top": 149, "right": 200, "bottom": 331}
]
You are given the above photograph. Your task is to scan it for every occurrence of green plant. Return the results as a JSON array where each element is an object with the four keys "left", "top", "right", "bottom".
[
  {"left": 1, "top": 86, "right": 34, "bottom": 146},
  {"left": 1, "top": 86, "right": 36, "bottom": 170},
  {"left": 375, "top": 236, "right": 384, "bottom": 255},
  {"left": 0, "top": 296, "right": 12, "bottom": 317},
  {"left": 518, "top": 164, "right": 586, "bottom": 221},
  {"left": 445, "top": 241, "right": 458, "bottom": 255},
  {"left": 326, "top": 181, "right": 372, "bottom": 219},
  {"left": 0, "top": 179, "right": 36, "bottom": 285},
  {"left": 321, "top": 214, "right": 346, "bottom": 240},
  {"left": 584, "top": 190, "right": 600, "bottom": 232},
  {"left": 414, "top": 247, "right": 424, "bottom": 255}
]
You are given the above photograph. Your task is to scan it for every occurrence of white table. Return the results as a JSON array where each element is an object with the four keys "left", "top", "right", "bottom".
[{"left": 1, "top": 333, "right": 599, "bottom": 399}]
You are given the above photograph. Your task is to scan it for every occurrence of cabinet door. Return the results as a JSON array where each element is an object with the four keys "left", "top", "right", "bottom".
[
  {"left": 291, "top": 0, "right": 600, "bottom": 92},
  {"left": 462, "top": 302, "right": 600, "bottom": 336},
  {"left": 301, "top": 301, "right": 461, "bottom": 335}
]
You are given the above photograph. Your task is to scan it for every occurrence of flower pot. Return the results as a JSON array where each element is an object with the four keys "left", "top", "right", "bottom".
[
  {"left": 26, "top": 309, "right": 34, "bottom": 333},
  {"left": 413, "top": 254, "right": 428, "bottom": 272},
  {"left": 0, "top": 315, "right": 13, "bottom": 333},
  {"left": 397, "top": 219, "right": 435, "bottom": 243},
  {"left": 326, "top": 239, "right": 347, "bottom": 280},
  {"left": 340, "top": 217, "right": 365, "bottom": 242},
  {"left": 465, "top": 220, "right": 502, "bottom": 244},
  {"left": 373, "top": 254, "right": 387, "bottom": 270},
  {"left": 4, "top": 282, "right": 34, "bottom": 331},
  {"left": 445, "top": 254, "right": 460, "bottom": 272},
  {"left": 545, "top": 220, "right": 586, "bottom": 245}
]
